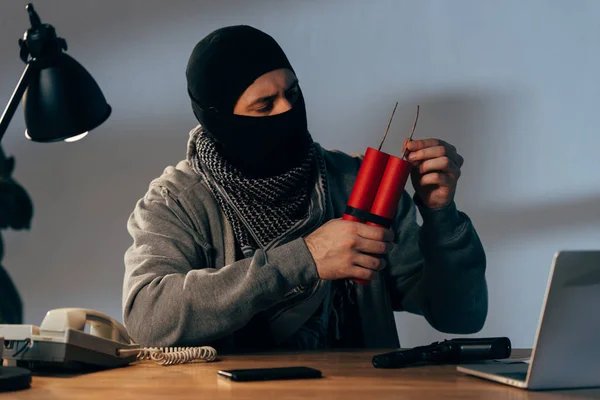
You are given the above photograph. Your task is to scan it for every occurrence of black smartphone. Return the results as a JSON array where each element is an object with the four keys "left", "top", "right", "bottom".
[{"left": 217, "top": 366, "right": 322, "bottom": 382}]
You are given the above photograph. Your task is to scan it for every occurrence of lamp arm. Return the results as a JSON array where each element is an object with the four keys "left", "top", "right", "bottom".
[{"left": 0, "top": 64, "right": 34, "bottom": 143}]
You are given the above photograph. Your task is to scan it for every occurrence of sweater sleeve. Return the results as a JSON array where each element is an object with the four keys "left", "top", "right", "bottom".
[
  {"left": 385, "top": 192, "right": 488, "bottom": 334},
  {"left": 122, "top": 185, "right": 319, "bottom": 347}
]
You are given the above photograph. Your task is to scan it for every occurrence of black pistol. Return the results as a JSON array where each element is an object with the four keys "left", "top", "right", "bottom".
[{"left": 372, "top": 337, "right": 511, "bottom": 368}]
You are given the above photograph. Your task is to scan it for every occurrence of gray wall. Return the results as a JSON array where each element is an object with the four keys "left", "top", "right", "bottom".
[{"left": 1, "top": 0, "right": 599, "bottom": 348}]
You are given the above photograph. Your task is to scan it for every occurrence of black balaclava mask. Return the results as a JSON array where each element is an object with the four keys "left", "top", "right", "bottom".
[{"left": 186, "top": 25, "right": 312, "bottom": 178}]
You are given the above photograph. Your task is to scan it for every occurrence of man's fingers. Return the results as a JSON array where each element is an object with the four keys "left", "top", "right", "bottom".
[
  {"left": 418, "top": 156, "right": 461, "bottom": 176},
  {"left": 355, "top": 237, "right": 394, "bottom": 255},
  {"left": 406, "top": 138, "right": 456, "bottom": 153},
  {"left": 353, "top": 223, "right": 394, "bottom": 242},
  {"left": 406, "top": 138, "right": 440, "bottom": 151},
  {"left": 419, "top": 172, "right": 455, "bottom": 187},
  {"left": 351, "top": 266, "right": 378, "bottom": 281},
  {"left": 353, "top": 253, "right": 386, "bottom": 271},
  {"left": 408, "top": 145, "right": 461, "bottom": 164}
]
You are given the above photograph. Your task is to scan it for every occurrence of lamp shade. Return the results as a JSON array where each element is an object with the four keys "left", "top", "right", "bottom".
[{"left": 23, "top": 53, "right": 111, "bottom": 142}]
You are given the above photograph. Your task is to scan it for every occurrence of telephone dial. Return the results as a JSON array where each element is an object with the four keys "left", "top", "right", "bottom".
[{"left": 0, "top": 308, "right": 217, "bottom": 371}]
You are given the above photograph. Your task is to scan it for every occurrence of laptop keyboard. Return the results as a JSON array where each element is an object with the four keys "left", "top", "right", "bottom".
[{"left": 497, "top": 372, "right": 527, "bottom": 381}]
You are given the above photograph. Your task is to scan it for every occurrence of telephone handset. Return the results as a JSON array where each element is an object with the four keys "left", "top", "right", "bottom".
[
  {"left": 40, "top": 308, "right": 132, "bottom": 344},
  {"left": 0, "top": 308, "right": 216, "bottom": 370}
]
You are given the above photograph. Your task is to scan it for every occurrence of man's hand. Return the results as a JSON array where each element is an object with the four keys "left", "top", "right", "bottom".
[
  {"left": 404, "top": 138, "right": 464, "bottom": 209},
  {"left": 304, "top": 219, "right": 394, "bottom": 281}
]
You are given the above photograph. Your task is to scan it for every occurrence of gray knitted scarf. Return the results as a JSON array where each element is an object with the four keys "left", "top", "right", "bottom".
[{"left": 188, "top": 128, "right": 327, "bottom": 256}]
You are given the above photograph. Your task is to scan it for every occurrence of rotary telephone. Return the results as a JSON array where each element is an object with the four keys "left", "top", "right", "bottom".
[{"left": 0, "top": 308, "right": 216, "bottom": 371}]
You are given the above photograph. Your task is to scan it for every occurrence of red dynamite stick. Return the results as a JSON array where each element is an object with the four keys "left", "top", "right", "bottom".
[
  {"left": 353, "top": 157, "right": 412, "bottom": 286},
  {"left": 342, "top": 147, "right": 389, "bottom": 223},
  {"left": 342, "top": 147, "right": 389, "bottom": 286},
  {"left": 366, "top": 156, "right": 412, "bottom": 228}
]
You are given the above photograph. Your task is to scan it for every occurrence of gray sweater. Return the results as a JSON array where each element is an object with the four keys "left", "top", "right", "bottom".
[{"left": 123, "top": 131, "right": 488, "bottom": 351}]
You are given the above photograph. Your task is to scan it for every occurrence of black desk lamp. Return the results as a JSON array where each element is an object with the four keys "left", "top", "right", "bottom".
[{"left": 0, "top": 3, "right": 110, "bottom": 391}]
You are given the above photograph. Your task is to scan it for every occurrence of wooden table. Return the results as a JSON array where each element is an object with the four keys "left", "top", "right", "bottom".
[{"left": 2, "top": 349, "right": 599, "bottom": 399}]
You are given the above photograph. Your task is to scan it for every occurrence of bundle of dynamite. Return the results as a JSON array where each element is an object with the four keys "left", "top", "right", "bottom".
[{"left": 343, "top": 103, "right": 420, "bottom": 285}]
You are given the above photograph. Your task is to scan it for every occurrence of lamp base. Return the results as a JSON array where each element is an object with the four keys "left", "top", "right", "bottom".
[{"left": 0, "top": 366, "right": 31, "bottom": 391}]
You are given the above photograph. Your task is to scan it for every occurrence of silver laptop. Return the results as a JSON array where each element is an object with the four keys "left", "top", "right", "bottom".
[{"left": 457, "top": 251, "right": 600, "bottom": 390}]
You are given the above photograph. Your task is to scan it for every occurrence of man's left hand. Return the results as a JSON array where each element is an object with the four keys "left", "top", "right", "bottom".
[{"left": 404, "top": 138, "right": 464, "bottom": 209}]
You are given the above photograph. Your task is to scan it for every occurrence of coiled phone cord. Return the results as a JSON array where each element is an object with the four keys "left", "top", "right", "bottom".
[
  {"left": 119, "top": 346, "right": 217, "bottom": 366},
  {"left": 8, "top": 337, "right": 217, "bottom": 367}
]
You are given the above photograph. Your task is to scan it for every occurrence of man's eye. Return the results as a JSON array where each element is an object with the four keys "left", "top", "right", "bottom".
[{"left": 256, "top": 102, "right": 274, "bottom": 113}]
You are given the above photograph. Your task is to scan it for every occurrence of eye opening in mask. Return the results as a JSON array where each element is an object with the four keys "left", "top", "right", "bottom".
[
  {"left": 236, "top": 71, "right": 301, "bottom": 117},
  {"left": 250, "top": 79, "right": 300, "bottom": 114}
]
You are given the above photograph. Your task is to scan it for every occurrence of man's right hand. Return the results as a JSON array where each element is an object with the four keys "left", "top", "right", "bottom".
[{"left": 304, "top": 219, "right": 394, "bottom": 282}]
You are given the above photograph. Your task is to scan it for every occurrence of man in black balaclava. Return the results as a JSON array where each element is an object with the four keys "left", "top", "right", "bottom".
[
  {"left": 123, "top": 25, "right": 488, "bottom": 352},
  {"left": 186, "top": 25, "right": 312, "bottom": 178},
  {"left": 185, "top": 26, "right": 366, "bottom": 348},
  {"left": 185, "top": 26, "right": 325, "bottom": 259}
]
